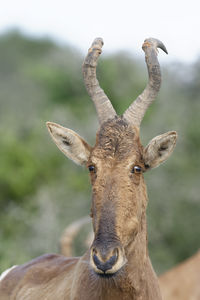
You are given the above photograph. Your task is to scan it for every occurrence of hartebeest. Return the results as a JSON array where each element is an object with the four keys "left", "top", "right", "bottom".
[{"left": 0, "top": 37, "right": 177, "bottom": 300}]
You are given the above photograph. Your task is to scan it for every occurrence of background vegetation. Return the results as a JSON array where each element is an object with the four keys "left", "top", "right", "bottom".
[{"left": 0, "top": 30, "right": 199, "bottom": 274}]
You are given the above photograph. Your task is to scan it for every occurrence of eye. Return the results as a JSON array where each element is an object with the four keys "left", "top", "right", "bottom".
[
  {"left": 131, "top": 166, "right": 142, "bottom": 174},
  {"left": 88, "top": 165, "right": 96, "bottom": 173}
]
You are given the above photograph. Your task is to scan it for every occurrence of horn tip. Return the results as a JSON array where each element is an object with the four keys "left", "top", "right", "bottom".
[
  {"left": 92, "top": 37, "right": 104, "bottom": 47},
  {"left": 143, "top": 38, "right": 168, "bottom": 54}
]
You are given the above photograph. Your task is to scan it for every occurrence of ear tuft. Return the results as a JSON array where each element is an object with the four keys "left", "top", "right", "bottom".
[
  {"left": 46, "top": 122, "right": 52, "bottom": 133},
  {"left": 144, "top": 131, "right": 177, "bottom": 170},
  {"left": 62, "top": 138, "right": 72, "bottom": 146}
]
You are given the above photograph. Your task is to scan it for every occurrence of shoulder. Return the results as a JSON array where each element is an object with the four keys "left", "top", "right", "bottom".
[{"left": 0, "top": 253, "right": 79, "bottom": 287}]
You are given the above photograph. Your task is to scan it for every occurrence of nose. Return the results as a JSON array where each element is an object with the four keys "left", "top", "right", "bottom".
[{"left": 91, "top": 247, "right": 120, "bottom": 274}]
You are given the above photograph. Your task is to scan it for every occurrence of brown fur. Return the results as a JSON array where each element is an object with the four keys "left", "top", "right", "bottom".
[{"left": 159, "top": 251, "right": 200, "bottom": 300}]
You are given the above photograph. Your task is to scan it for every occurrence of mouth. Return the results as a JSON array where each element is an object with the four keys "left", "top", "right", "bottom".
[
  {"left": 91, "top": 264, "right": 124, "bottom": 279},
  {"left": 96, "top": 271, "right": 118, "bottom": 278}
]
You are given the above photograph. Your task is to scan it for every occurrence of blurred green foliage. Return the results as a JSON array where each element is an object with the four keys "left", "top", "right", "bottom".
[{"left": 0, "top": 30, "right": 199, "bottom": 274}]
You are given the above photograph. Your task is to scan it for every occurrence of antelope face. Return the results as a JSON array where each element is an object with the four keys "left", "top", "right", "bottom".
[
  {"left": 47, "top": 117, "right": 176, "bottom": 276},
  {"left": 88, "top": 118, "right": 146, "bottom": 275},
  {"left": 47, "top": 37, "right": 177, "bottom": 277}
]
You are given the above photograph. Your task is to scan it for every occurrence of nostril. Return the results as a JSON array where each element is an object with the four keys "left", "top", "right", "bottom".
[
  {"left": 113, "top": 247, "right": 119, "bottom": 258},
  {"left": 93, "top": 253, "right": 101, "bottom": 268},
  {"left": 92, "top": 247, "right": 97, "bottom": 255},
  {"left": 107, "top": 254, "right": 117, "bottom": 267}
]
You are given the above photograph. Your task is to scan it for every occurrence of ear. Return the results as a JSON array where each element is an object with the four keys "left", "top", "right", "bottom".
[
  {"left": 143, "top": 131, "right": 177, "bottom": 170},
  {"left": 46, "top": 122, "right": 92, "bottom": 166}
]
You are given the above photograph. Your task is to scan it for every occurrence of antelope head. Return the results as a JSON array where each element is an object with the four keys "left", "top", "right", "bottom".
[{"left": 47, "top": 38, "right": 177, "bottom": 277}]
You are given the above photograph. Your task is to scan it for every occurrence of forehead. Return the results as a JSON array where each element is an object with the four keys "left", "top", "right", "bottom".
[{"left": 92, "top": 118, "right": 143, "bottom": 161}]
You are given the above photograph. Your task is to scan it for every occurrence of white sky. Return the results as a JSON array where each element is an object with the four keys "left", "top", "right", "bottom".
[{"left": 0, "top": 0, "right": 200, "bottom": 63}]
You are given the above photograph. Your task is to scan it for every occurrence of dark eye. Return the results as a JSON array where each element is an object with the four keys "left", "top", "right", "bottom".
[
  {"left": 88, "top": 165, "right": 96, "bottom": 173},
  {"left": 131, "top": 166, "right": 142, "bottom": 174}
]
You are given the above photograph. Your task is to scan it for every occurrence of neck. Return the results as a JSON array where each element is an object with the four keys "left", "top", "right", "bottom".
[
  {"left": 121, "top": 213, "right": 161, "bottom": 299},
  {"left": 124, "top": 214, "right": 149, "bottom": 292}
]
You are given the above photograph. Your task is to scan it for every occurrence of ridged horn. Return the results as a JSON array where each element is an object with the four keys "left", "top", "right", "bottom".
[
  {"left": 82, "top": 38, "right": 116, "bottom": 125},
  {"left": 123, "top": 38, "right": 168, "bottom": 127}
]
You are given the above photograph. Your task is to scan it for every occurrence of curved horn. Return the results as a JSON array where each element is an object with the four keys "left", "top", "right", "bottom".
[
  {"left": 60, "top": 216, "right": 91, "bottom": 257},
  {"left": 123, "top": 38, "right": 168, "bottom": 127},
  {"left": 82, "top": 38, "right": 116, "bottom": 125}
]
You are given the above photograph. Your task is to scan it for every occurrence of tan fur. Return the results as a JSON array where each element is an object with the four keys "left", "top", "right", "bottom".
[{"left": 159, "top": 251, "right": 200, "bottom": 300}]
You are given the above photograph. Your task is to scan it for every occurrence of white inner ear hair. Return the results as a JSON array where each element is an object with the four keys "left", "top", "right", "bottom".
[{"left": 0, "top": 265, "right": 17, "bottom": 281}]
